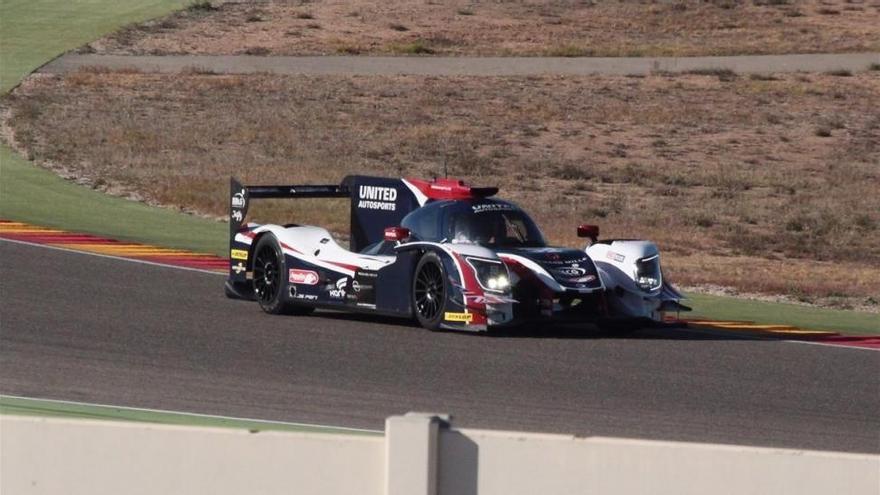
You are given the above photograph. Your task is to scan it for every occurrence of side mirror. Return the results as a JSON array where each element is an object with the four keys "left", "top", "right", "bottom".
[
  {"left": 384, "top": 226, "right": 411, "bottom": 242},
  {"left": 577, "top": 224, "right": 599, "bottom": 243}
]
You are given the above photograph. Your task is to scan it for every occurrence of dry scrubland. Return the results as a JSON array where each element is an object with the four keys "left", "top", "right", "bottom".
[
  {"left": 4, "top": 69, "right": 879, "bottom": 309},
  {"left": 87, "top": 0, "right": 880, "bottom": 57}
]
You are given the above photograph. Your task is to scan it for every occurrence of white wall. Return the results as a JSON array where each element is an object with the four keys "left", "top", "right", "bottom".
[
  {"left": 439, "top": 429, "right": 880, "bottom": 495},
  {"left": 2, "top": 414, "right": 878, "bottom": 495},
  {"left": 1, "top": 416, "right": 384, "bottom": 495}
]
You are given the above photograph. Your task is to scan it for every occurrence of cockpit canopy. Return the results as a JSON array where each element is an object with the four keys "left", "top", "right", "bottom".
[{"left": 401, "top": 199, "right": 546, "bottom": 248}]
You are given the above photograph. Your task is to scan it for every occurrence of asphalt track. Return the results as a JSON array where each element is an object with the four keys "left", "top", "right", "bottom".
[
  {"left": 1, "top": 240, "right": 878, "bottom": 453},
  {"left": 39, "top": 52, "right": 880, "bottom": 76}
]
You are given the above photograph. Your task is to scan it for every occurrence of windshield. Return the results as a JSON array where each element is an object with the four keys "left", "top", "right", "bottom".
[{"left": 446, "top": 203, "right": 546, "bottom": 248}]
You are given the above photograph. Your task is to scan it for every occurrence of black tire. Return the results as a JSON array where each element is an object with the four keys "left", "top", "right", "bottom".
[
  {"left": 252, "top": 234, "right": 315, "bottom": 316},
  {"left": 412, "top": 252, "right": 448, "bottom": 331}
]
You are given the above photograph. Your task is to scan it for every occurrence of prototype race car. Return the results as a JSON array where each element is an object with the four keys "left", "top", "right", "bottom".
[{"left": 225, "top": 176, "right": 689, "bottom": 331}]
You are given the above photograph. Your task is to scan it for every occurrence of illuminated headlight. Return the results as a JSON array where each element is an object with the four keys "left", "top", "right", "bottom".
[
  {"left": 635, "top": 255, "right": 662, "bottom": 292},
  {"left": 487, "top": 275, "right": 510, "bottom": 290},
  {"left": 637, "top": 276, "right": 660, "bottom": 291},
  {"left": 466, "top": 257, "right": 510, "bottom": 293}
]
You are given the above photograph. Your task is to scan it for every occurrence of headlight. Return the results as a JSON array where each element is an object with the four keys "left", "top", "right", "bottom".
[
  {"left": 635, "top": 255, "right": 662, "bottom": 291},
  {"left": 637, "top": 275, "right": 660, "bottom": 290},
  {"left": 465, "top": 257, "right": 510, "bottom": 293},
  {"left": 487, "top": 274, "right": 510, "bottom": 290}
]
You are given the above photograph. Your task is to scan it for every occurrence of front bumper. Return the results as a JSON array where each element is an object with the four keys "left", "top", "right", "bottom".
[{"left": 509, "top": 291, "right": 606, "bottom": 325}]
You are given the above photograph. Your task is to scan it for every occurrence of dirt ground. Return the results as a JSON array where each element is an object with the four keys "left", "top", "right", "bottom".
[
  {"left": 4, "top": 69, "right": 879, "bottom": 309},
  {"left": 87, "top": 0, "right": 880, "bottom": 57}
]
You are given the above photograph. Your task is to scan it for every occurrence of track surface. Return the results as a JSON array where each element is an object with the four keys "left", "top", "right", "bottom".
[
  {"left": 1, "top": 240, "right": 878, "bottom": 453},
  {"left": 40, "top": 52, "right": 880, "bottom": 76}
]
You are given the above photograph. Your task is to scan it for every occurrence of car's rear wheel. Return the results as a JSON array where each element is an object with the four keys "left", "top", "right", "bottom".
[
  {"left": 412, "top": 252, "right": 448, "bottom": 331},
  {"left": 252, "top": 234, "right": 314, "bottom": 316}
]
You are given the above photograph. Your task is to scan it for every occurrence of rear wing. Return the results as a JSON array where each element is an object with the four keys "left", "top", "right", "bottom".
[
  {"left": 229, "top": 177, "right": 349, "bottom": 239},
  {"left": 229, "top": 176, "right": 428, "bottom": 254}
]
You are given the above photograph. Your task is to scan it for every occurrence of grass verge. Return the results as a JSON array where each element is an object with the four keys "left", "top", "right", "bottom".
[
  {"left": 687, "top": 293, "right": 879, "bottom": 335},
  {"left": 0, "top": 147, "right": 225, "bottom": 255},
  {"left": 1, "top": 0, "right": 225, "bottom": 255},
  {"left": 0, "top": 395, "right": 381, "bottom": 435},
  {"left": 0, "top": 0, "right": 188, "bottom": 94}
]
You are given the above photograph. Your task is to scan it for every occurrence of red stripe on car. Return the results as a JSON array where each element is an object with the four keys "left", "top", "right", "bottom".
[{"left": 451, "top": 252, "right": 488, "bottom": 325}]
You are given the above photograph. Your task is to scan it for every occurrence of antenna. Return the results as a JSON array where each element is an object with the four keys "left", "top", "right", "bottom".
[{"left": 443, "top": 153, "right": 448, "bottom": 178}]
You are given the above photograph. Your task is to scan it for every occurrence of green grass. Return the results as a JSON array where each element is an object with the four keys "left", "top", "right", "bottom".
[
  {"left": 1, "top": 147, "right": 226, "bottom": 254},
  {"left": 0, "top": 395, "right": 381, "bottom": 435},
  {"left": 0, "top": 0, "right": 226, "bottom": 255},
  {"left": 687, "top": 293, "right": 879, "bottom": 335},
  {"left": 0, "top": 0, "right": 189, "bottom": 94}
]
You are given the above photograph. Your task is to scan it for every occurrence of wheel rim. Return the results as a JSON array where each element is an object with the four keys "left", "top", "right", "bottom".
[
  {"left": 414, "top": 262, "right": 444, "bottom": 320},
  {"left": 253, "top": 245, "right": 281, "bottom": 304}
]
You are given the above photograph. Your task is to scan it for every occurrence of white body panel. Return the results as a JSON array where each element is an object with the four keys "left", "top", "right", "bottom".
[
  {"left": 237, "top": 224, "right": 395, "bottom": 276},
  {"left": 586, "top": 241, "right": 681, "bottom": 321}
]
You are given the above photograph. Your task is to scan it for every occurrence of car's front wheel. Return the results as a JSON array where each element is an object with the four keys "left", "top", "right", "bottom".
[
  {"left": 252, "top": 234, "right": 314, "bottom": 316},
  {"left": 412, "top": 252, "right": 448, "bottom": 331}
]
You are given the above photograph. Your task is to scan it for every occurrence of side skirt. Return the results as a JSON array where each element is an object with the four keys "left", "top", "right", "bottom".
[{"left": 298, "top": 301, "right": 412, "bottom": 320}]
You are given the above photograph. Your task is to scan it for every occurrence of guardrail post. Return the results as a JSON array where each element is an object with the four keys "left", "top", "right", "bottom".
[{"left": 385, "top": 412, "right": 449, "bottom": 495}]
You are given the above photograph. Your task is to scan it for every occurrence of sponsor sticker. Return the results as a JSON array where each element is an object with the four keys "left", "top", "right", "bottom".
[
  {"left": 540, "top": 254, "right": 587, "bottom": 266},
  {"left": 232, "top": 262, "right": 246, "bottom": 274},
  {"left": 231, "top": 210, "right": 243, "bottom": 222},
  {"left": 328, "top": 277, "right": 347, "bottom": 299},
  {"left": 231, "top": 189, "right": 246, "bottom": 208},
  {"left": 289, "top": 269, "right": 319, "bottom": 285},
  {"left": 444, "top": 312, "right": 473, "bottom": 323},
  {"left": 346, "top": 270, "right": 378, "bottom": 305},
  {"left": 230, "top": 249, "right": 249, "bottom": 260},
  {"left": 471, "top": 203, "right": 514, "bottom": 214},
  {"left": 555, "top": 267, "right": 586, "bottom": 277},
  {"left": 467, "top": 294, "right": 518, "bottom": 305},
  {"left": 606, "top": 251, "right": 625, "bottom": 263},
  {"left": 578, "top": 274, "right": 597, "bottom": 283},
  {"left": 357, "top": 185, "right": 397, "bottom": 211}
]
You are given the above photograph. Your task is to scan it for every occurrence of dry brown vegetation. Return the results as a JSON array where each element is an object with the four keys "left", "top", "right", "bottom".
[
  {"left": 87, "top": 0, "right": 880, "bottom": 57},
  {"left": 4, "top": 69, "right": 879, "bottom": 308}
]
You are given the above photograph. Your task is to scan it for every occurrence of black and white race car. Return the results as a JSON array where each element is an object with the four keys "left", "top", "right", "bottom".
[{"left": 225, "top": 176, "right": 689, "bottom": 331}]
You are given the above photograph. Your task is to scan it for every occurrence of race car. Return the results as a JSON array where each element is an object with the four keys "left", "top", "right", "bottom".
[{"left": 225, "top": 175, "right": 689, "bottom": 332}]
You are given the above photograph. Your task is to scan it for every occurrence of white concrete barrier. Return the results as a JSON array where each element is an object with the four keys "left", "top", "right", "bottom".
[
  {"left": 2, "top": 414, "right": 877, "bottom": 495},
  {"left": 0, "top": 416, "right": 384, "bottom": 495},
  {"left": 438, "top": 429, "right": 880, "bottom": 495},
  {"left": 385, "top": 413, "right": 448, "bottom": 495}
]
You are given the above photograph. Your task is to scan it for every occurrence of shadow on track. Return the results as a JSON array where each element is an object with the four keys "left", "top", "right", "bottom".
[{"left": 302, "top": 309, "right": 757, "bottom": 342}]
